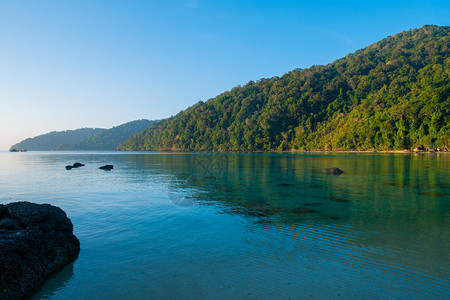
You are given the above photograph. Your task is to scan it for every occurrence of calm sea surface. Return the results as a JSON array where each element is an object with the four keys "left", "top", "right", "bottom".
[{"left": 0, "top": 151, "right": 449, "bottom": 299}]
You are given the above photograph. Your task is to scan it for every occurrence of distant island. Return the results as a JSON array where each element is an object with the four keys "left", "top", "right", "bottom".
[
  {"left": 10, "top": 120, "right": 155, "bottom": 151},
  {"left": 117, "top": 25, "right": 449, "bottom": 152},
  {"left": 56, "top": 119, "right": 156, "bottom": 150},
  {"left": 10, "top": 128, "right": 106, "bottom": 151}
]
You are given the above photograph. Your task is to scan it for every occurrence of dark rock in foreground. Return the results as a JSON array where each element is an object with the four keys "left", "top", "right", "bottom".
[
  {"left": 322, "top": 168, "right": 344, "bottom": 174},
  {"left": 0, "top": 202, "right": 80, "bottom": 300},
  {"left": 99, "top": 165, "right": 114, "bottom": 170}
]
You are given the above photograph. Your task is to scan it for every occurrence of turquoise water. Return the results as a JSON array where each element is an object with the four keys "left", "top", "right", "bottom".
[{"left": 0, "top": 151, "right": 449, "bottom": 299}]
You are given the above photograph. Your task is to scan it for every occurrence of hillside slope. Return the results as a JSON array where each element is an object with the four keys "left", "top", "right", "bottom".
[
  {"left": 119, "top": 25, "right": 449, "bottom": 151},
  {"left": 10, "top": 128, "right": 106, "bottom": 151},
  {"left": 56, "top": 119, "right": 155, "bottom": 150}
]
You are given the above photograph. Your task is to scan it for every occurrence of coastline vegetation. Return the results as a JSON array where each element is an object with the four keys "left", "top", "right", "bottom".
[{"left": 119, "top": 25, "right": 449, "bottom": 152}]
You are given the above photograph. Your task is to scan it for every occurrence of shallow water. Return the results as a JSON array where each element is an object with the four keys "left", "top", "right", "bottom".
[{"left": 0, "top": 151, "right": 449, "bottom": 299}]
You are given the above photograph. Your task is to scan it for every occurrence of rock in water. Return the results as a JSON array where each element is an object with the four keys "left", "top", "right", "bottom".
[
  {"left": 0, "top": 201, "right": 80, "bottom": 300},
  {"left": 72, "top": 162, "right": 85, "bottom": 168},
  {"left": 99, "top": 165, "right": 113, "bottom": 170},
  {"left": 322, "top": 168, "right": 344, "bottom": 174},
  {"left": 65, "top": 165, "right": 73, "bottom": 170}
]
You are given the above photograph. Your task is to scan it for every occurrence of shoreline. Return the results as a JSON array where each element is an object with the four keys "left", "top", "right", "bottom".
[
  {"left": 287, "top": 149, "right": 450, "bottom": 154},
  {"left": 3, "top": 149, "right": 449, "bottom": 154},
  {"left": 120, "top": 148, "right": 450, "bottom": 154}
]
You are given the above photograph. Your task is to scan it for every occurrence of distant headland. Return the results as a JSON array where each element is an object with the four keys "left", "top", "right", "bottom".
[{"left": 10, "top": 119, "right": 155, "bottom": 151}]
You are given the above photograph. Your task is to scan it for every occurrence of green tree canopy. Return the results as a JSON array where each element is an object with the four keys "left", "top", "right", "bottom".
[{"left": 119, "top": 25, "right": 450, "bottom": 151}]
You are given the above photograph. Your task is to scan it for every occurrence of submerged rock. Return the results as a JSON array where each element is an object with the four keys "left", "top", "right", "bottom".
[
  {"left": 322, "top": 168, "right": 344, "bottom": 174},
  {"left": 304, "top": 202, "right": 323, "bottom": 206},
  {"left": 99, "top": 164, "right": 114, "bottom": 170},
  {"left": 329, "top": 195, "right": 351, "bottom": 202},
  {"left": 291, "top": 207, "right": 317, "bottom": 214},
  {"left": 0, "top": 201, "right": 80, "bottom": 300},
  {"left": 278, "top": 183, "right": 295, "bottom": 187}
]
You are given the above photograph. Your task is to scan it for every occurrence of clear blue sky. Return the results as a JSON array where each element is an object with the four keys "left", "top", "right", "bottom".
[{"left": 1, "top": 0, "right": 449, "bottom": 150}]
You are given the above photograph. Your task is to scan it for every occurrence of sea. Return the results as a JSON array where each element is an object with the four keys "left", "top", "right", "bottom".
[{"left": 0, "top": 151, "right": 449, "bottom": 299}]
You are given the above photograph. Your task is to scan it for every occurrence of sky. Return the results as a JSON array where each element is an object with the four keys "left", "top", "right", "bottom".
[{"left": 0, "top": 0, "right": 449, "bottom": 150}]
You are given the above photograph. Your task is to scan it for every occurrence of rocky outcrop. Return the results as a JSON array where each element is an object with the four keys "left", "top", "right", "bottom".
[
  {"left": 0, "top": 202, "right": 80, "bottom": 300},
  {"left": 413, "top": 144, "right": 425, "bottom": 152},
  {"left": 413, "top": 145, "right": 449, "bottom": 152}
]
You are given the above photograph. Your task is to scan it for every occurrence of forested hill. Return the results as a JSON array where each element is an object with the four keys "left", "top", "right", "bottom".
[
  {"left": 119, "top": 25, "right": 449, "bottom": 151},
  {"left": 56, "top": 119, "right": 155, "bottom": 150},
  {"left": 11, "top": 128, "right": 106, "bottom": 151}
]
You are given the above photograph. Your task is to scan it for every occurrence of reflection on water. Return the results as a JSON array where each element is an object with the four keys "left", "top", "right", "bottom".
[
  {"left": 31, "top": 263, "right": 75, "bottom": 299},
  {"left": 0, "top": 151, "right": 449, "bottom": 299}
]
